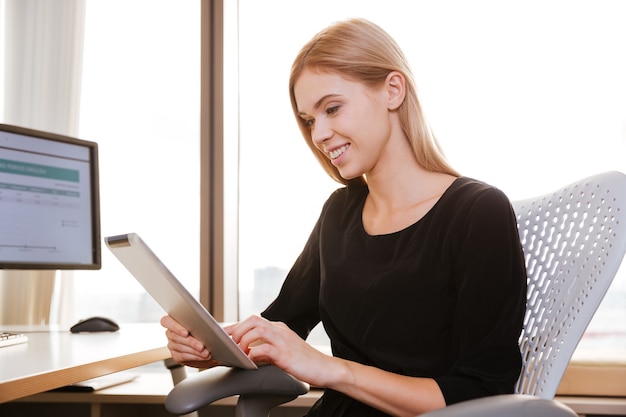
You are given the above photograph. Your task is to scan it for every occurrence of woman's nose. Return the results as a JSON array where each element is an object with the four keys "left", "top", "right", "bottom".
[{"left": 311, "top": 119, "right": 332, "bottom": 146}]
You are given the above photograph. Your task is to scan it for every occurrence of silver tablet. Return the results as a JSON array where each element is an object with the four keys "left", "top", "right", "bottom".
[{"left": 105, "top": 233, "right": 257, "bottom": 370}]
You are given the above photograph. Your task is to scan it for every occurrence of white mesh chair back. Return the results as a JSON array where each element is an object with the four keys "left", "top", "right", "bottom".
[{"left": 512, "top": 171, "right": 626, "bottom": 399}]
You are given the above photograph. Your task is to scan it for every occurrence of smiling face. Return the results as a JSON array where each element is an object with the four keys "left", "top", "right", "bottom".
[
  {"left": 288, "top": 19, "right": 459, "bottom": 185},
  {"left": 293, "top": 69, "right": 397, "bottom": 181}
]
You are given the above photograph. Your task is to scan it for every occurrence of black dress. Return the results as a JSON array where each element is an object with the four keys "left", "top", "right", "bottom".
[{"left": 262, "top": 177, "right": 527, "bottom": 417}]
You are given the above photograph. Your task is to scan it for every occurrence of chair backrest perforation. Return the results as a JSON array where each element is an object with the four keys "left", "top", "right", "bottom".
[{"left": 512, "top": 172, "right": 626, "bottom": 398}]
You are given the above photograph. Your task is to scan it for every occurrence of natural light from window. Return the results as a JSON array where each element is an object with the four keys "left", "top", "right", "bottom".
[
  {"left": 235, "top": 0, "right": 626, "bottom": 350},
  {"left": 74, "top": 0, "right": 200, "bottom": 324},
  {"left": 6, "top": 0, "right": 622, "bottom": 354}
]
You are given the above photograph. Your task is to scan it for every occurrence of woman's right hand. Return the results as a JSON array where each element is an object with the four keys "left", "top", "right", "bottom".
[{"left": 160, "top": 315, "right": 221, "bottom": 369}]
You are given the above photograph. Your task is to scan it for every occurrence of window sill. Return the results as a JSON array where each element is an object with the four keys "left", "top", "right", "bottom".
[{"left": 556, "top": 349, "right": 626, "bottom": 397}]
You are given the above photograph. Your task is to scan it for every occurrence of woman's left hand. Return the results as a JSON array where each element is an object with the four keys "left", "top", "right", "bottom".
[{"left": 225, "top": 315, "right": 344, "bottom": 388}]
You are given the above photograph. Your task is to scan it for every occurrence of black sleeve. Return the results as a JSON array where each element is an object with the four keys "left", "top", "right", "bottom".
[
  {"left": 434, "top": 186, "right": 527, "bottom": 404},
  {"left": 260, "top": 204, "right": 326, "bottom": 340}
]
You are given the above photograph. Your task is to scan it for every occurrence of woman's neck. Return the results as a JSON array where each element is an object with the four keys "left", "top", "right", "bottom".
[{"left": 362, "top": 166, "right": 457, "bottom": 235}]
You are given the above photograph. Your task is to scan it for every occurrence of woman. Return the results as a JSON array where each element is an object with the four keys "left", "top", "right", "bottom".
[{"left": 162, "top": 18, "right": 527, "bottom": 417}]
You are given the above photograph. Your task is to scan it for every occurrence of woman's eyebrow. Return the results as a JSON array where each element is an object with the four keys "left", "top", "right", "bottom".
[{"left": 298, "top": 94, "right": 342, "bottom": 116}]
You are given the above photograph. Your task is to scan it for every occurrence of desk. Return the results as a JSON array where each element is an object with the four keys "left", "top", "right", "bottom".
[{"left": 0, "top": 323, "right": 170, "bottom": 403}]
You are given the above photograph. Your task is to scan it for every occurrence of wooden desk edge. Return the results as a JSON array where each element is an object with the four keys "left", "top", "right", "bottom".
[{"left": 0, "top": 346, "right": 170, "bottom": 404}]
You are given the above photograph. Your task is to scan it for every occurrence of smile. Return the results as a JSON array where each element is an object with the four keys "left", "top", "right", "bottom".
[{"left": 329, "top": 144, "right": 349, "bottom": 160}]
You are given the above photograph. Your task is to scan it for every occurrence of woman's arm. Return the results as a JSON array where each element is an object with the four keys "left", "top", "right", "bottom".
[
  {"left": 434, "top": 184, "right": 526, "bottom": 403},
  {"left": 227, "top": 315, "right": 446, "bottom": 417},
  {"left": 162, "top": 312, "right": 444, "bottom": 416},
  {"left": 334, "top": 359, "right": 445, "bottom": 417}
]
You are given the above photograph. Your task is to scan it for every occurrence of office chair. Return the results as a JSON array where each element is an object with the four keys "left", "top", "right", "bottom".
[{"left": 166, "top": 171, "right": 626, "bottom": 417}]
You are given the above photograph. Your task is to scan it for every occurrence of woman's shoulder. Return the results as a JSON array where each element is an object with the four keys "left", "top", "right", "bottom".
[
  {"left": 445, "top": 176, "right": 512, "bottom": 206},
  {"left": 433, "top": 177, "right": 516, "bottom": 226},
  {"left": 436, "top": 177, "right": 518, "bottom": 234}
]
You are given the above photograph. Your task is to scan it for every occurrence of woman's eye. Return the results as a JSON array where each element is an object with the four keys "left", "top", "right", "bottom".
[
  {"left": 303, "top": 118, "right": 315, "bottom": 127},
  {"left": 326, "top": 105, "right": 340, "bottom": 115}
]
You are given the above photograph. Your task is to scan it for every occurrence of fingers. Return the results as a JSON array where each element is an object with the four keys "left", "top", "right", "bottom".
[
  {"left": 162, "top": 314, "right": 299, "bottom": 370},
  {"left": 227, "top": 315, "right": 293, "bottom": 363},
  {"left": 166, "top": 329, "right": 208, "bottom": 353},
  {"left": 227, "top": 315, "right": 269, "bottom": 351},
  {"left": 166, "top": 334, "right": 212, "bottom": 367},
  {"left": 160, "top": 314, "right": 207, "bottom": 355},
  {"left": 227, "top": 316, "right": 334, "bottom": 386},
  {"left": 160, "top": 315, "right": 211, "bottom": 366},
  {"left": 160, "top": 315, "right": 189, "bottom": 337}
]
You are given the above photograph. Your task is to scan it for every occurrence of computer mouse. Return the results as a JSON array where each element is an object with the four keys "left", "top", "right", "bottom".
[{"left": 70, "top": 316, "right": 120, "bottom": 333}]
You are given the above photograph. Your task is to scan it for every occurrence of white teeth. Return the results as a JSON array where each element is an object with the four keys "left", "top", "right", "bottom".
[{"left": 329, "top": 145, "right": 348, "bottom": 159}]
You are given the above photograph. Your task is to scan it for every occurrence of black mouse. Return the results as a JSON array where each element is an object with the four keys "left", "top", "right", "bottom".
[{"left": 70, "top": 316, "right": 120, "bottom": 333}]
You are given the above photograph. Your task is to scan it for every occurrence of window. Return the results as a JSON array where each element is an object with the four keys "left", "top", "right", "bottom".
[
  {"left": 73, "top": 0, "right": 200, "bottom": 324},
  {"left": 1, "top": 0, "right": 200, "bottom": 326},
  {"left": 2, "top": 0, "right": 622, "bottom": 357},
  {"left": 233, "top": 0, "right": 626, "bottom": 351}
]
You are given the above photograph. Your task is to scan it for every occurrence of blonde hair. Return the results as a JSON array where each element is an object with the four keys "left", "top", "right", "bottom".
[{"left": 289, "top": 18, "right": 460, "bottom": 185}]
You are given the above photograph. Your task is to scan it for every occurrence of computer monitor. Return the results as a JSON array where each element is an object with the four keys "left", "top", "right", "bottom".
[{"left": 0, "top": 124, "right": 101, "bottom": 269}]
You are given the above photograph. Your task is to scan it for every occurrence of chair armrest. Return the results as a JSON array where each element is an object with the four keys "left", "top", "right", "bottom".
[
  {"left": 420, "top": 394, "right": 578, "bottom": 417},
  {"left": 165, "top": 364, "right": 309, "bottom": 415}
]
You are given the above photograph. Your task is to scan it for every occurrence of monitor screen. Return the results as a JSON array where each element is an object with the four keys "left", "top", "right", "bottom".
[{"left": 0, "top": 124, "right": 101, "bottom": 269}]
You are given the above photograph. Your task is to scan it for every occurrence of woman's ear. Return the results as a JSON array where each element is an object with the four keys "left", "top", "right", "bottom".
[{"left": 385, "top": 71, "right": 406, "bottom": 111}]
